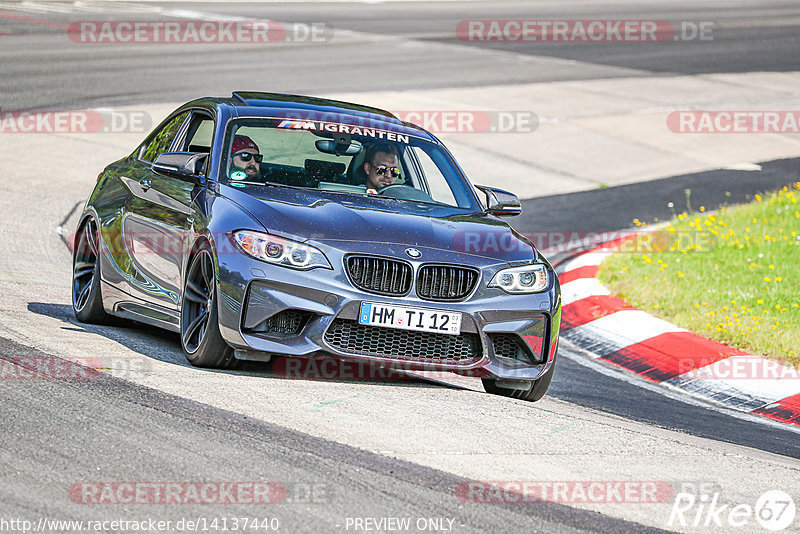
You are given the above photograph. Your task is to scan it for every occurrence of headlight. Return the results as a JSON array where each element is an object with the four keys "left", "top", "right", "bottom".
[
  {"left": 489, "top": 264, "right": 548, "bottom": 294},
  {"left": 232, "top": 230, "right": 331, "bottom": 270}
]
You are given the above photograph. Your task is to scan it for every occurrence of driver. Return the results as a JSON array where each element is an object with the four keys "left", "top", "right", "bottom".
[
  {"left": 229, "top": 135, "right": 263, "bottom": 181},
  {"left": 362, "top": 142, "right": 400, "bottom": 193}
]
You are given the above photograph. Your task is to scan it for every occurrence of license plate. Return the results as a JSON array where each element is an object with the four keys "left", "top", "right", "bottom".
[{"left": 358, "top": 302, "right": 462, "bottom": 336}]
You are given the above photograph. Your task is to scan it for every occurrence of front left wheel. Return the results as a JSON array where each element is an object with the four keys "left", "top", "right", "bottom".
[
  {"left": 180, "top": 246, "right": 239, "bottom": 369},
  {"left": 482, "top": 356, "right": 556, "bottom": 402},
  {"left": 72, "top": 217, "right": 114, "bottom": 324}
]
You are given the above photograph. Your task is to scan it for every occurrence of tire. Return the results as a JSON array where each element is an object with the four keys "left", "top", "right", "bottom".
[
  {"left": 482, "top": 356, "right": 556, "bottom": 402},
  {"left": 180, "top": 245, "right": 239, "bottom": 369},
  {"left": 72, "top": 217, "right": 115, "bottom": 324}
]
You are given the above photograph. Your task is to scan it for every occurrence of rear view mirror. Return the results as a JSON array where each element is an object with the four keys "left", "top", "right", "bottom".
[
  {"left": 151, "top": 152, "right": 207, "bottom": 183},
  {"left": 316, "top": 139, "right": 362, "bottom": 156},
  {"left": 475, "top": 184, "right": 523, "bottom": 216}
]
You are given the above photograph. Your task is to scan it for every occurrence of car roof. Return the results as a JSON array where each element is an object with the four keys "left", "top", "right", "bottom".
[{"left": 184, "top": 92, "right": 439, "bottom": 144}]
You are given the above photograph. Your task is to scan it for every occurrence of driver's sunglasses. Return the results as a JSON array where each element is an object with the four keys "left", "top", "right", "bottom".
[
  {"left": 234, "top": 152, "right": 263, "bottom": 163},
  {"left": 374, "top": 165, "right": 400, "bottom": 178}
]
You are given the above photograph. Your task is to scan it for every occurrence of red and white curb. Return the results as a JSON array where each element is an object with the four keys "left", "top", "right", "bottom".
[{"left": 556, "top": 238, "right": 800, "bottom": 427}]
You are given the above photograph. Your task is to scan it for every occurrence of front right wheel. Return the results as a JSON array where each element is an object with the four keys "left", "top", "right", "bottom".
[{"left": 180, "top": 246, "right": 239, "bottom": 369}]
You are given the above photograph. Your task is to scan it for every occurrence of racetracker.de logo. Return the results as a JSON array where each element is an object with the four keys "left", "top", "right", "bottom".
[
  {"left": 456, "top": 481, "right": 674, "bottom": 504},
  {"left": 272, "top": 357, "right": 491, "bottom": 381},
  {"left": 0, "top": 356, "right": 102, "bottom": 380},
  {"left": 678, "top": 356, "right": 800, "bottom": 380},
  {"left": 457, "top": 20, "right": 712, "bottom": 42},
  {"left": 667, "top": 111, "right": 800, "bottom": 133},
  {"left": 69, "top": 482, "right": 287, "bottom": 505},
  {"left": 452, "top": 229, "right": 717, "bottom": 256},
  {"left": 67, "top": 21, "right": 331, "bottom": 44},
  {"left": 0, "top": 109, "right": 151, "bottom": 134},
  {"left": 391, "top": 111, "right": 538, "bottom": 134}
]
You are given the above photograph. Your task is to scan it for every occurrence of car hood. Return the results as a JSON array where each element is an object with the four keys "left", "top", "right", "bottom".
[{"left": 220, "top": 184, "right": 537, "bottom": 263}]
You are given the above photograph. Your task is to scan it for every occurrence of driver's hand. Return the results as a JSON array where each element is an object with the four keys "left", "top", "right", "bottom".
[{"left": 366, "top": 188, "right": 378, "bottom": 195}]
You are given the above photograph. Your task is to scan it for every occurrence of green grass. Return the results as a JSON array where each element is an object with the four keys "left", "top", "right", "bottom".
[{"left": 597, "top": 183, "right": 800, "bottom": 367}]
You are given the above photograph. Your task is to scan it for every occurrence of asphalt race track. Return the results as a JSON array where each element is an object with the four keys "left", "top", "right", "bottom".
[{"left": 1, "top": 2, "right": 800, "bottom": 533}]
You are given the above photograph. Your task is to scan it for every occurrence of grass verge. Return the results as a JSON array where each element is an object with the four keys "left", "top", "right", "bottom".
[{"left": 597, "top": 183, "right": 800, "bottom": 366}]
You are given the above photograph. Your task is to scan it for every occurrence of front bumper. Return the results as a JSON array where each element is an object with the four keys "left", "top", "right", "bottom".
[{"left": 214, "top": 240, "right": 561, "bottom": 381}]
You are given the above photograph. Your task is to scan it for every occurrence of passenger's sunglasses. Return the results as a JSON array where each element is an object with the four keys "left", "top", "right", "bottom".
[
  {"left": 374, "top": 165, "right": 400, "bottom": 178},
  {"left": 234, "top": 152, "right": 263, "bottom": 163}
]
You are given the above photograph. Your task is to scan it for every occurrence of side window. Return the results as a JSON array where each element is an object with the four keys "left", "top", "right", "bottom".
[
  {"left": 184, "top": 117, "right": 214, "bottom": 153},
  {"left": 139, "top": 112, "right": 189, "bottom": 163},
  {"left": 181, "top": 113, "right": 214, "bottom": 174},
  {"left": 410, "top": 146, "right": 456, "bottom": 206}
]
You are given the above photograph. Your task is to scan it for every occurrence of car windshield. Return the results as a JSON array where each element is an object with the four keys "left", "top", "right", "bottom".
[{"left": 221, "top": 117, "right": 479, "bottom": 209}]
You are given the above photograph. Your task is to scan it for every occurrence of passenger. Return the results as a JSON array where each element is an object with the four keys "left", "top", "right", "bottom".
[
  {"left": 229, "top": 135, "right": 262, "bottom": 181},
  {"left": 362, "top": 142, "right": 401, "bottom": 193}
]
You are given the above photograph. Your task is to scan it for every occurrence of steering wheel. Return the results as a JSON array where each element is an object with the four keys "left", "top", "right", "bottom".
[
  {"left": 377, "top": 184, "right": 435, "bottom": 202},
  {"left": 377, "top": 184, "right": 409, "bottom": 195}
]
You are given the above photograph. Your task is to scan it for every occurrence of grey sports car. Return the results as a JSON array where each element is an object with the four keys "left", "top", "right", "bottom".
[{"left": 72, "top": 92, "right": 561, "bottom": 401}]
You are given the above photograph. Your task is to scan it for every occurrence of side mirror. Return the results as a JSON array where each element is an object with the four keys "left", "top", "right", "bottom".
[
  {"left": 151, "top": 152, "right": 207, "bottom": 183},
  {"left": 474, "top": 184, "right": 522, "bottom": 216}
]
